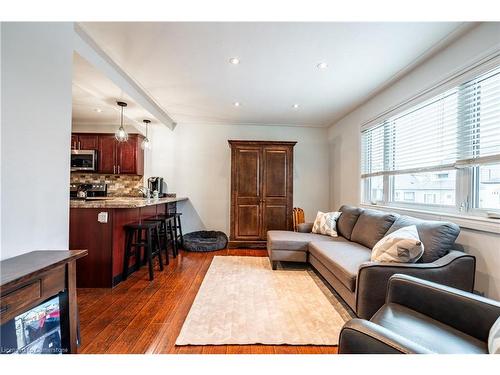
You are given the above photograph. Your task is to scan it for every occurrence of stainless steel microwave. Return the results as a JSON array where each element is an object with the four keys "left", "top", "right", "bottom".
[{"left": 71, "top": 150, "right": 97, "bottom": 172}]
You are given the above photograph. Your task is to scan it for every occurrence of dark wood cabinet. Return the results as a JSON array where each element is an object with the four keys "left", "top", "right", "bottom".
[
  {"left": 117, "top": 135, "right": 142, "bottom": 175},
  {"left": 71, "top": 134, "right": 98, "bottom": 150},
  {"left": 97, "top": 134, "right": 117, "bottom": 174},
  {"left": 72, "top": 133, "right": 144, "bottom": 176},
  {"left": 78, "top": 134, "right": 99, "bottom": 150},
  {"left": 71, "top": 135, "right": 78, "bottom": 150},
  {"left": 228, "top": 140, "right": 296, "bottom": 248}
]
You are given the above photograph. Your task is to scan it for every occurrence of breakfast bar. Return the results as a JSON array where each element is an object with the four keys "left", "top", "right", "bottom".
[{"left": 69, "top": 197, "right": 188, "bottom": 288}]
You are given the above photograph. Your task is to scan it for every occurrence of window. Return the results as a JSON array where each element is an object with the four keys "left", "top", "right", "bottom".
[
  {"left": 476, "top": 164, "right": 500, "bottom": 209},
  {"left": 403, "top": 192, "right": 415, "bottom": 202},
  {"left": 361, "top": 63, "right": 500, "bottom": 216},
  {"left": 393, "top": 170, "right": 456, "bottom": 206}
]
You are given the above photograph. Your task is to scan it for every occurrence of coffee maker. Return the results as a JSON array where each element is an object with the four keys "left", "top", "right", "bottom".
[{"left": 148, "top": 177, "right": 167, "bottom": 197}]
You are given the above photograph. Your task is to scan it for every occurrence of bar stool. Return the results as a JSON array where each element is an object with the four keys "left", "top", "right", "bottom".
[
  {"left": 160, "top": 213, "right": 184, "bottom": 256},
  {"left": 171, "top": 213, "right": 184, "bottom": 250},
  {"left": 145, "top": 215, "right": 177, "bottom": 258},
  {"left": 123, "top": 221, "right": 163, "bottom": 281},
  {"left": 144, "top": 216, "right": 172, "bottom": 262}
]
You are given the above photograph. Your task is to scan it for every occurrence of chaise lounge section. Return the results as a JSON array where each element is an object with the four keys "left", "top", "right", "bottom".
[{"left": 267, "top": 205, "right": 476, "bottom": 319}]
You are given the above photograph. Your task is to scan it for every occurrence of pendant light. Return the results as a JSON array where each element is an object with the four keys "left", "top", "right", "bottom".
[
  {"left": 141, "top": 119, "right": 151, "bottom": 150},
  {"left": 115, "top": 101, "right": 129, "bottom": 142}
]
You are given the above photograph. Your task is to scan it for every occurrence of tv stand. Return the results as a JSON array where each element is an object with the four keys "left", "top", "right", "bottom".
[{"left": 0, "top": 250, "right": 87, "bottom": 354}]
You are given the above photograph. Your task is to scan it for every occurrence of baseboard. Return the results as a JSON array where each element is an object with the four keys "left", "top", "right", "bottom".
[{"left": 228, "top": 240, "right": 267, "bottom": 249}]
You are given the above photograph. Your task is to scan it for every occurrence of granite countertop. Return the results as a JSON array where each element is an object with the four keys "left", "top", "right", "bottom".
[{"left": 70, "top": 196, "right": 188, "bottom": 209}]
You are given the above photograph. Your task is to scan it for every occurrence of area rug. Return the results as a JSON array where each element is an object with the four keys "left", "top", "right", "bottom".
[{"left": 175, "top": 256, "right": 354, "bottom": 346}]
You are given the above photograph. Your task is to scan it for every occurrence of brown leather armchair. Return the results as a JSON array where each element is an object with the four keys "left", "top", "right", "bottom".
[{"left": 339, "top": 274, "right": 500, "bottom": 354}]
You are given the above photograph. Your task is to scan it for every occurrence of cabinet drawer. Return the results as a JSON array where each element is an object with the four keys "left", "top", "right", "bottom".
[
  {"left": 0, "top": 281, "right": 41, "bottom": 321},
  {"left": 0, "top": 266, "right": 65, "bottom": 323}
]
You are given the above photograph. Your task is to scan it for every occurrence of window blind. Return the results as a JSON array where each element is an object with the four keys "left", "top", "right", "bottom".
[{"left": 361, "top": 65, "right": 500, "bottom": 178}]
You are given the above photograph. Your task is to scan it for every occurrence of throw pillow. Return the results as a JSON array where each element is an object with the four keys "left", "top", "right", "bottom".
[
  {"left": 371, "top": 225, "right": 424, "bottom": 263},
  {"left": 489, "top": 316, "right": 500, "bottom": 354},
  {"left": 312, "top": 211, "right": 342, "bottom": 237}
]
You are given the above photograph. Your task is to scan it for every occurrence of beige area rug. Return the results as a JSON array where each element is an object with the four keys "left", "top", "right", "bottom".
[{"left": 176, "top": 256, "right": 354, "bottom": 346}]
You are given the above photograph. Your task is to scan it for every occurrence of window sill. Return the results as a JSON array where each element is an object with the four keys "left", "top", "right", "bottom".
[{"left": 360, "top": 204, "right": 500, "bottom": 234}]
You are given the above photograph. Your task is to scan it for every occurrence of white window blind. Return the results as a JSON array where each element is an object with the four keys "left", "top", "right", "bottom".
[{"left": 361, "top": 65, "right": 500, "bottom": 179}]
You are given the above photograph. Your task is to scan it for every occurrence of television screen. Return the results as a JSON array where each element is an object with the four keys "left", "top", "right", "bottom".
[{"left": 1, "top": 295, "right": 62, "bottom": 354}]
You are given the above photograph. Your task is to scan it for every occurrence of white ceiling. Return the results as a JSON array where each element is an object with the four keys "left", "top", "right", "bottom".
[
  {"left": 76, "top": 22, "right": 467, "bottom": 128},
  {"left": 72, "top": 53, "right": 156, "bottom": 131}
]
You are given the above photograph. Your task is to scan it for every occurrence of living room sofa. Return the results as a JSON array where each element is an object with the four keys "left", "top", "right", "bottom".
[{"left": 267, "top": 205, "right": 476, "bottom": 319}]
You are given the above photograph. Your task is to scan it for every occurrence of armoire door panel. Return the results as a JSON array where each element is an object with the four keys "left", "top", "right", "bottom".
[
  {"left": 263, "top": 205, "right": 287, "bottom": 235},
  {"left": 236, "top": 204, "right": 261, "bottom": 238},
  {"left": 263, "top": 149, "right": 287, "bottom": 197},
  {"left": 236, "top": 149, "right": 260, "bottom": 198}
]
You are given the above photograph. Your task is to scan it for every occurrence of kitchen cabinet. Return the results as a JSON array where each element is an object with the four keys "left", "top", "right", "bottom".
[
  {"left": 71, "top": 135, "right": 78, "bottom": 150},
  {"left": 228, "top": 140, "right": 296, "bottom": 248},
  {"left": 71, "top": 134, "right": 98, "bottom": 150},
  {"left": 78, "top": 134, "right": 99, "bottom": 150},
  {"left": 97, "top": 135, "right": 117, "bottom": 174},
  {"left": 97, "top": 134, "right": 144, "bottom": 175}
]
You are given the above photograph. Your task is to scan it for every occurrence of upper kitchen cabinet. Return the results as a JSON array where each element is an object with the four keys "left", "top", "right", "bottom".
[
  {"left": 97, "top": 134, "right": 144, "bottom": 176},
  {"left": 71, "top": 133, "right": 99, "bottom": 150},
  {"left": 97, "top": 134, "right": 117, "bottom": 174}
]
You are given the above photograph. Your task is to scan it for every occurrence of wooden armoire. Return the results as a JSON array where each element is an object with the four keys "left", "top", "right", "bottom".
[{"left": 228, "top": 140, "right": 296, "bottom": 248}]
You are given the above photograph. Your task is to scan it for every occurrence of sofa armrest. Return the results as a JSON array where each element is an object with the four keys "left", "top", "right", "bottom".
[
  {"left": 338, "top": 318, "right": 432, "bottom": 354},
  {"left": 355, "top": 250, "right": 475, "bottom": 319},
  {"left": 387, "top": 274, "right": 500, "bottom": 342},
  {"left": 297, "top": 222, "right": 313, "bottom": 233}
]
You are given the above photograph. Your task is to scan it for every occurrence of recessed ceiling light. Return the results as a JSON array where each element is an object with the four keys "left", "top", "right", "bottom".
[
  {"left": 233, "top": 101, "right": 241, "bottom": 107},
  {"left": 229, "top": 57, "right": 240, "bottom": 65},
  {"left": 93, "top": 108, "right": 103, "bottom": 113},
  {"left": 317, "top": 62, "right": 328, "bottom": 69},
  {"left": 292, "top": 104, "right": 300, "bottom": 109}
]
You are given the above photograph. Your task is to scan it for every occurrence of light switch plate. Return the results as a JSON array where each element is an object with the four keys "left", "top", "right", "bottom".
[{"left": 97, "top": 211, "right": 108, "bottom": 223}]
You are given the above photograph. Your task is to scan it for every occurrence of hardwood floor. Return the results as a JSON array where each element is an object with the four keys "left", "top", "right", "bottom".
[{"left": 77, "top": 248, "right": 339, "bottom": 354}]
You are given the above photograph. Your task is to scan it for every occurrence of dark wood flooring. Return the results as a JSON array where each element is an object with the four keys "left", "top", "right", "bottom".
[{"left": 77, "top": 248, "right": 339, "bottom": 354}]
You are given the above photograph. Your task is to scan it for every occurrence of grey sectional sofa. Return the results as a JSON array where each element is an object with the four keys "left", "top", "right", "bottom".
[{"left": 267, "top": 205, "right": 476, "bottom": 319}]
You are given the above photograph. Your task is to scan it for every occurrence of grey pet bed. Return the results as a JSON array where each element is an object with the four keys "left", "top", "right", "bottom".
[{"left": 183, "top": 231, "right": 228, "bottom": 252}]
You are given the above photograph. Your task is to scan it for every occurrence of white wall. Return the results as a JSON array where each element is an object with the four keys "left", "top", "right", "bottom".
[
  {"left": 328, "top": 22, "right": 500, "bottom": 300},
  {"left": 1, "top": 23, "right": 74, "bottom": 260},
  {"left": 168, "top": 124, "right": 331, "bottom": 234},
  {"left": 73, "top": 122, "right": 331, "bottom": 235}
]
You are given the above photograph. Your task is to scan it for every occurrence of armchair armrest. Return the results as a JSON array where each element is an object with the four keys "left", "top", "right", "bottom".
[
  {"left": 387, "top": 274, "right": 500, "bottom": 342},
  {"left": 338, "top": 318, "right": 432, "bottom": 354},
  {"left": 297, "top": 222, "right": 313, "bottom": 233},
  {"left": 355, "top": 250, "right": 475, "bottom": 319}
]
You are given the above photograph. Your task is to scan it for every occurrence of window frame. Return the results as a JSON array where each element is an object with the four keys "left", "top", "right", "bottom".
[{"left": 360, "top": 54, "right": 500, "bottom": 217}]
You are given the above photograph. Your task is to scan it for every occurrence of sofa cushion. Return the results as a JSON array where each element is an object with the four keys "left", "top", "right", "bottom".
[
  {"left": 309, "top": 240, "right": 371, "bottom": 292},
  {"left": 386, "top": 215, "right": 460, "bottom": 263},
  {"left": 267, "top": 230, "right": 339, "bottom": 252},
  {"left": 337, "top": 205, "right": 363, "bottom": 240},
  {"left": 372, "top": 303, "right": 487, "bottom": 354},
  {"left": 350, "top": 209, "right": 399, "bottom": 249},
  {"left": 371, "top": 225, "right": 424, "bottom": 263}
]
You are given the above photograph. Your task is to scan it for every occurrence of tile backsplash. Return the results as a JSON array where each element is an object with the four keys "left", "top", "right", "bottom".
[{"left": 71, "top": 173, "right": 144, "bottom": 197}]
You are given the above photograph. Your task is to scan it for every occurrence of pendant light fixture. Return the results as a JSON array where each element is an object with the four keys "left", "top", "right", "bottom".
[
  {"left": 115, "top": 101, "right": 129, "bottom": 142},
  {"left": 141, "top": 119, "right": 151, "bottom": 150}
]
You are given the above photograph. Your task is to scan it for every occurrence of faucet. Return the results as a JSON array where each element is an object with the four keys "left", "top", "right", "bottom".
[{"left": 138, "top": 186, "right": 150, "bottom": 198}]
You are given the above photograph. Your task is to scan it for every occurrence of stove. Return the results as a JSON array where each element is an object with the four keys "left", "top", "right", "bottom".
[{"left": 70, "top": 183, "right": 108, "bottom": 199}]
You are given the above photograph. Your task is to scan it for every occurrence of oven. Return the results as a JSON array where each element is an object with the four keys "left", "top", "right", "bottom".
[{"left": 70, "top": 150, "right": 97, "bottom": 172}]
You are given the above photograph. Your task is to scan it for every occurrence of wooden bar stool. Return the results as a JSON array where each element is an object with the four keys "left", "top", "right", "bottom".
[
  {"left": 172, "top": 213, "right": 184, "bottom": 250},
  {"left": 144, "top": 216, "right": 172, "bottom": 263},
  {"left": 123, "top": 221, "right": 163, "bottom": 281},
  {"left": 146, "top": 215, "right": 177, "bottom": 258}
]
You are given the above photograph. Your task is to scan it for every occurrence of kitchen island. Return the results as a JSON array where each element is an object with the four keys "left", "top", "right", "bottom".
[{"left": 69, "top": 196, "right": 188, "bottom": 288}]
